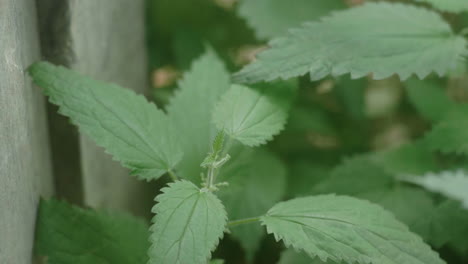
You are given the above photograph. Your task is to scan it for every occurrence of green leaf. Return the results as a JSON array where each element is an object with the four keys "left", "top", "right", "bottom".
[
  {"left": 412, "top": 200, "right": 468, "bottom": 248},
  {"left": 287, "top": 160, "right": 331, "bottom": 197},
  {"left": 218, "top": 147, "right": 286, "bottom": 260},
  {"left": 357, "top": 187, "right": 435, "bottom": 233},
  {"left": 279, "top": 248, "right": 334, "bottom": 264},
  {"left": 28, "top": 62, "right": 182, "bottom": 181},
  {"left": 35, "top": 199, "right": 149, "bottom": 264},
  {"left": 213, "top": 82, "right": 295, "bottom": 147},
  {"left": 313, "top": 155, "right": 394, "bottom": 195},
  {"left": 238, "top": 0, "right": 344, "bottom": 39},
  {"left": 261, "top": 195, "right": 445, "bottom": 264},
  {"left": 210, "top": 259, "right": 225, "bottom": 264},
  {"left": 234, "top": 2, "right": 467, "bottom": 83},
  {"left": 167, "top": 50, "right": 230, "bottom": 182},
  {"left": 372, "top": 141, "right": 437, "bottom": 175},
  {"left": 419, "top": 0, "right": 468, "bottom": 13},
  {"left": 404, "top": 170, "right": 468, "bottom": 209},
  {"left": 334, "top": 76, "right": 367, "bottom": 120},
  {"left": 404, "top": 78, "right": 456, "bottom": 123},
  {"left": 287, "top": 105, "right": 336, "bottom": 135},
  {"left": 148, "top": 180, "right": 227, "bottom": 264},
  {"left": 424, "top": 105, "right": 468, "bottom": 154}
]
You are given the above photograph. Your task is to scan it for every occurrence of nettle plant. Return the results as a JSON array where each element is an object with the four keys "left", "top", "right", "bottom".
[{"left": 30, "top": 1, "right": 468, "bottom": 264}]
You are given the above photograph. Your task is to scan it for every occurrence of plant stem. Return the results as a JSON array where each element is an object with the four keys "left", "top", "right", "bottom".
[
  {"left": 461, "top": 27, "right": 468, "bottom": 36},
  {"left": 227, "top": 216, "right": 261, "bottom": 227},
  {"left": 168, "top": 170, "right": 178, "bottom": 181}
]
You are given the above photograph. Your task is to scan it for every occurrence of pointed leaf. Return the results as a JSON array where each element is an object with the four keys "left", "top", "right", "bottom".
[
  {"left": 35, "top": 199, "right": 149, "bottom": 264},
  {"left": 28, "top": 62, "right": 182, "bottom": 181},
  {"left": 234, "top": 3, "right": 467, "bottom": 83},
  {"left": 424, "top": 105, "right": 468, "bottom": 154},
  {"left": 357, "top": 187, "right": 435, "bottom": 233},
  {"left": 419, "top": 0, "right": 468, "bottom": 13},
  {"left": 261, "top": 195, "right": 444, "bottom": 264},
  {"left": 213, "top": 82, "right": 295, "bottom": 147},
  {"left": 404, "top": 78, "right": 456, "bottom": 123},
  {"left": 148, "top": 180, "right": 227, "bottom": 264},
  {"left": 404, "top": 170, "right": 468, "bottom": 209},
  {"left": 238, "top": 0, "right": 344, "bottom": 39},
  {"left": 167, "top": 51, "right": 230, "bottom": 182}
]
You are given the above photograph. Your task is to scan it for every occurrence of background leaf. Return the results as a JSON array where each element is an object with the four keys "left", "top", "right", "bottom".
[
  {"left": 403, "top": 170, "right": 468, "bottom": 209},
  {"left": 35, "top": 199, "right": 149, "bottom": 264},
  {"left": 279, "top": 248, "right": 334, "bottom": 264},
  {"left": 418, "top": 0, "right": 468, "bottom": 13},
  {"left": 404, "top": 78, "right": 456, "bottom": 123},
  {"left": 424, "top": 105, "right": 468, "bottom": 154},
  {"left": 218, "top": 147, "right": 286, "bottom": 260}
]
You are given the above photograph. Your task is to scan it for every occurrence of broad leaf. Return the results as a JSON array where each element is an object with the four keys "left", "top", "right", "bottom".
[
  {"left": 148, "top": 180, "right": 227, "bottom": 264},
  {"left": 213, "top": 82, "right": 295, "bottom": 147},
  {"left": 312, "top": 155, "right": 394, "bottom": 195},
  {"left": 357, "top": 187, "right": 435, "bottom": 233},
  {"left": 167, "top": 50, "right": 230, "bottom": 182},
  {"left": 287, "top": 160, "right": 331, "bottom": 197},
  {"left": 404, "top": 170, "right": 468, "bottom": 209},
  {"left": 234, "top": 2, "right": 467, "bottom": 83},
  {"left": 238, "top": 0, "right": 344, "bottom": 39},
  {"left": 35, "top": 199, "right": 149, "bottom": 264},
  {"left": 261, "top": 195, "right": 444, "bottom": 264},
  {"left": 424, "top": 105, "right": 468, "bottom": 154},
  {"left": 218, "top": 147, "right": 286, "bottom": 260},
  {"left": 28, "top": 62, "right": 182, "bottom": 181},
  {"left": 419, "top": 0, "right": 468, "bottom": 13},
  {"left": 279, "top": 249, "right": 333, "bottom": 264},
  {"left": 412, "top": 200, "right": 468, "bottom": 248},
  {"left": 404, "top": 78, "right": 455, "bottom": 123},
  {"left": 372, "top": 141, "right": 437, "bottom": 175}
]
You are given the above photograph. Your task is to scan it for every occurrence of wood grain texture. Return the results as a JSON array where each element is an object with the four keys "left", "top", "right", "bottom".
[
  {"left": 69, "top": 0, "right": 152, "bottom": 214},
  {"left": 37, "top": 0, "right": 153, "bottom": 216},
  {"left": 0, "top": 0, "right": 54, "bottom": 263}
]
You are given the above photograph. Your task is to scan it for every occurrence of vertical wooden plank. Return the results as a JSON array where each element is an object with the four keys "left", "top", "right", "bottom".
[
  {"left": 37, "top": 0, "right": 152, "bottom": 216},
  {"left": 69, "top": 1, "right": 150, "bottom": 213},
  {"left": 0, "top": 0, "right": 54, "bottom": 263}
]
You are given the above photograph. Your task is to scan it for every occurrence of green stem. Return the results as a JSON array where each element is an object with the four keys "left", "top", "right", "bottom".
[
  {"left": 461, "top": 27, "right": 468, "bottom": 36},
  {"left": 207, "top": 166, "right": 215, "bottom": 188},
  {"left": 227, "top": 216, "right": 261, "bottom": 227},
  {"left": 221, "top": 136, "right": 233, "bottom": 157},
  {"left": 168, "top": 170, "right": 178, "bottom": 181}
]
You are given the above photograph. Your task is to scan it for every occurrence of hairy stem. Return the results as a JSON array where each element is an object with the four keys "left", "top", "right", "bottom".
[
  {"left": 227, "top": 217, "right": 261, "bottom": 227},
  {"left": 168, "top": 170, "right": 178, "bottom": 181}
]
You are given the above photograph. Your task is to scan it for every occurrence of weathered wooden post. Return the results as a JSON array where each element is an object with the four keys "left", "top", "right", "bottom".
[
  {"left": 0, "top": 0, "right": 54, "bottom": 263},
  {"left": 37, "top": 0, "right": 152, "bottom": 216}
]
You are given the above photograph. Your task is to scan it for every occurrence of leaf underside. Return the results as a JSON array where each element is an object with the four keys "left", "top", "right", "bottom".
[
  {"left": 405, "top": 170, "right": 468, "bottom": 209},
  {"left": 234, "top": 2, "right": 467, "bottom": 83}
]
